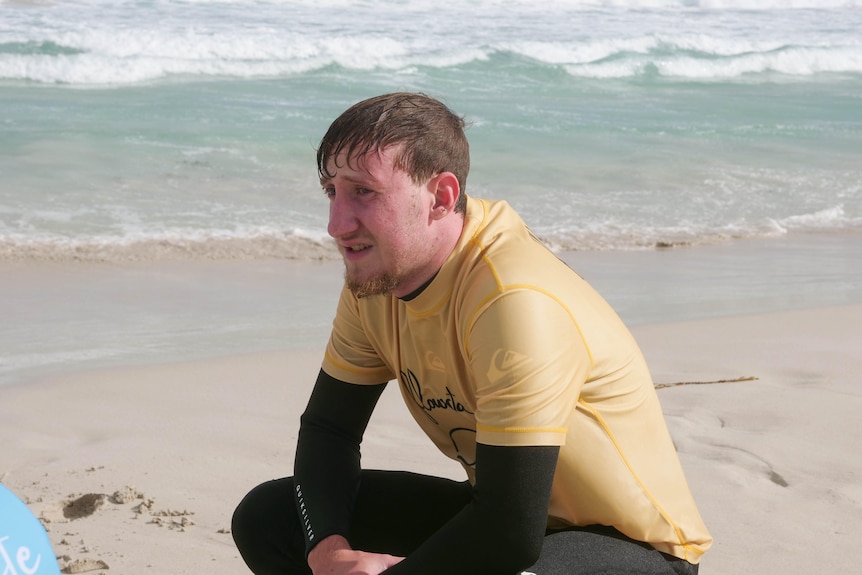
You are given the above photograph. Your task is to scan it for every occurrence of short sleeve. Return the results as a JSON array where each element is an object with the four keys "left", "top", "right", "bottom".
[
  {"left": 467, "top": 289, "right": 592, "bottom": 446},
  {"left": 322, "top": 285, "right": 395, "bottom": 385}
]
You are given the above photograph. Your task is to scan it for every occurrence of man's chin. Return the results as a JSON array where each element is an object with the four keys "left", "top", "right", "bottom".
[{"left": 345, "top": 272, "right": 399, "bottom": 299}]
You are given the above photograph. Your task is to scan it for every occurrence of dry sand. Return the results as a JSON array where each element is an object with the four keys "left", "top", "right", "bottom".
[{"left": 2, "top": 304, "right": 861, "bottom": 574}]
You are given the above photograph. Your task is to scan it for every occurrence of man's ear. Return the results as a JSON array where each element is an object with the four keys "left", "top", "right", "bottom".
[{"left": 430, "top": 172, "right": 460, "bottom": 219}]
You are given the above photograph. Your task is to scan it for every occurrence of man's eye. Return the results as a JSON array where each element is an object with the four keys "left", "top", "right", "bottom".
[{"left": 357, "top": 188, "right": 374, "bottom": 196}]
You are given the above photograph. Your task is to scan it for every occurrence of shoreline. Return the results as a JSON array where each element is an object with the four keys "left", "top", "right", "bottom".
[
  {"left": 2, "top": 303, "right": 861, "bottom": 573},
  {"left": 3, "top": 230, "right": 862, "bottom": 389}
]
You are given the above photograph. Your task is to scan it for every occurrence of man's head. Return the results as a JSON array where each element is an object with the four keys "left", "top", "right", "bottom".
[
  {"left": 317, "top": 92, "right": 469, "bottom": 214},
  {"left": 318, "top": 93, "right": 470, "bottom": 298}
]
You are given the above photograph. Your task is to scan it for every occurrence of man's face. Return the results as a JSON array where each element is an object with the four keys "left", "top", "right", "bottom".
[{"left": 322, "top": 146, "right": 440, "bottom": 298}]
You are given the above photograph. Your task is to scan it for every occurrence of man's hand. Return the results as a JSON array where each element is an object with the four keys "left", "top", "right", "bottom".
[{"left": 308, "top": 534, "right": 404, "bottom": 575}]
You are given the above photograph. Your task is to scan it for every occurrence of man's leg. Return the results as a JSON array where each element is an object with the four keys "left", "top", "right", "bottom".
[
  {"left": 526, "top": 526, "right": 698, "bottom": 575},
  {"left": 347, "top": 470, "right": 473, "bottom": 557},
  {"left": 231, "top": 471, "right": 472, "bottom": 574},
  {"left": 232, "top": 477, "right": 306, "bottom": 574}
]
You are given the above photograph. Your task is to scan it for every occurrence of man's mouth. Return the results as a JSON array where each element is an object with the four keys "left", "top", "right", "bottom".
[{"left": 342, "top": 243, "right": 372, "bottom": 256}]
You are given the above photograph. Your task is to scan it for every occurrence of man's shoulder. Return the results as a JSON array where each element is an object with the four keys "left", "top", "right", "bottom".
[{"left": 466, "top": 200, "right": 569, "bottom": 282}]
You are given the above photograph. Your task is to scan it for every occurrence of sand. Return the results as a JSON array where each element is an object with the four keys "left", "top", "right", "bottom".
[{"left": 2, "top": 294, "right": 861, "bottom": 573}]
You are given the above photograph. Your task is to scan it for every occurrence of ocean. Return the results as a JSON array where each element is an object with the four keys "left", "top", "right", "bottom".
[{"left": 2, "top": 0, "right": 861, "bottom": 385}]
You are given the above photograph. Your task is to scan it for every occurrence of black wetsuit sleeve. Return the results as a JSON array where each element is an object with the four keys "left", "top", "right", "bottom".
[
  {"left": 384, "top": 442, "right": 560, "bottom": 574},
  {"left": 293, "top": 369, "right": 387, "bottom": 557}
]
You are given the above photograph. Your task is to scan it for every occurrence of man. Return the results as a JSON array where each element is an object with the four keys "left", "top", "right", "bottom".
[{"left": 232, "top": 92, "right": 712, "bottom": 575}]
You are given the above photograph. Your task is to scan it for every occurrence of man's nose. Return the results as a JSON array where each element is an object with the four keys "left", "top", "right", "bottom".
[{"left": 327, "top": 194, "right": 359, "bottom": 239}]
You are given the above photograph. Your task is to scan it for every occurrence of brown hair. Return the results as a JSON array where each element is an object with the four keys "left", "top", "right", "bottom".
[{"left": 317, "top": 92, "right": 470, "bottom": 213}]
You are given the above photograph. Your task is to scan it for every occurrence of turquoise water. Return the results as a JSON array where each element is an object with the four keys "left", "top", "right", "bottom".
[{"left": 2, "top": 0, "right": 860, "bottom": 260}]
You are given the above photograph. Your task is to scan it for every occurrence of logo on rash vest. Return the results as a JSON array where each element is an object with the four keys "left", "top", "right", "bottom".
[
  {"left": 486, "top": 349, "right": 531, "bottom": 383},
  {"left": 399, "top": 368, "right": 475, "bottom": 426},
  {"left": 425, "top": 350, "right": 446, "bottom": 372}
]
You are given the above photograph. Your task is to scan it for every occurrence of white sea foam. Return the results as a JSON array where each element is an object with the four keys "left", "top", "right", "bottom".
[
  {"left": 42, "top": 0, "right": 862, "bottom": 8},
  {"left": 5, "top": 42, "right": 860, "bottom": 85},
  {"left": 772, "top": 206, "right": 858, "bottom": 232},
  {"left": 2, "top": 0, "right": 861, "bottom": 85},
  {"left": 4, "top": 203, "right": 857, "bottom": 263},
  {"left": 0, "top": 227, "right": 338, "bottom": 263}
]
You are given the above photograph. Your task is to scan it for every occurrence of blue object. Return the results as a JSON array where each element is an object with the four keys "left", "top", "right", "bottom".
[{"left": 0, "top": 484, "right": 61, "bottom": 575}]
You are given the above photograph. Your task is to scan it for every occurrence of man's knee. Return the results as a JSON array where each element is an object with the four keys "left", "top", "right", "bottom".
[
  {"left": 232, "top": 478, "right": 307, "bottom": 574},
  {"left": 231, "top": 484, "right": 262, "bottom": 551},
  {"left": 233, "top": 481, "right": 278, "bottom": 539}
]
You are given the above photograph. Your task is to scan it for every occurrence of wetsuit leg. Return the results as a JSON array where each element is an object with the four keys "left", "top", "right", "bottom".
[
  {"left": 526, "top": 526, "right": 698, "bottom": 575},
  {"left": 348, "top": 470, "right": 473, "bottom": 556},
  {"left": 232, "top": 474, "right": 698, "bottom": 575},
  {"left": 232, "top": 477, "right": 307, "bottom": 575},
  {"left": 231, "top": 471, "right": 472, "bottom": 575}
]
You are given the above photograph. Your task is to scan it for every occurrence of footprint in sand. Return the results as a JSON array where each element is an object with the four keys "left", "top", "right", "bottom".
[
  {"left": 62, "top": 494, "right": 107, "bottom": 520},
  {"left": 59, "top": 558, "right": 109, "bottom": 574}
]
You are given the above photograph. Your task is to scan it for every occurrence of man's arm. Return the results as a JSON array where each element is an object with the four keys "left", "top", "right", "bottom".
[
  {"left": 383, "top": 442, "right": 559, "bottom": 574},
  {"left": 294, "top": 369, "right": 387, "bottom": 558}
]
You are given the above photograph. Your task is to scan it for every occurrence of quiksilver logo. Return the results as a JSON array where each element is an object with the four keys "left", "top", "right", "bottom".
[
  {"left": 295, "top": 483, "right": 314, "bottom": 542},
  {"left": 425, "top": 350, "right": 446, "bottom": 372},
  {"left": 486, "top": 349, "right": 531, "bottom": 383}
]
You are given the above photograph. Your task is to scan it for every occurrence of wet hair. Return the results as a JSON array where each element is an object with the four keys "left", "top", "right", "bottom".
[{"left": 317, "top": 92, "right": 470, "bottom": 213}]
